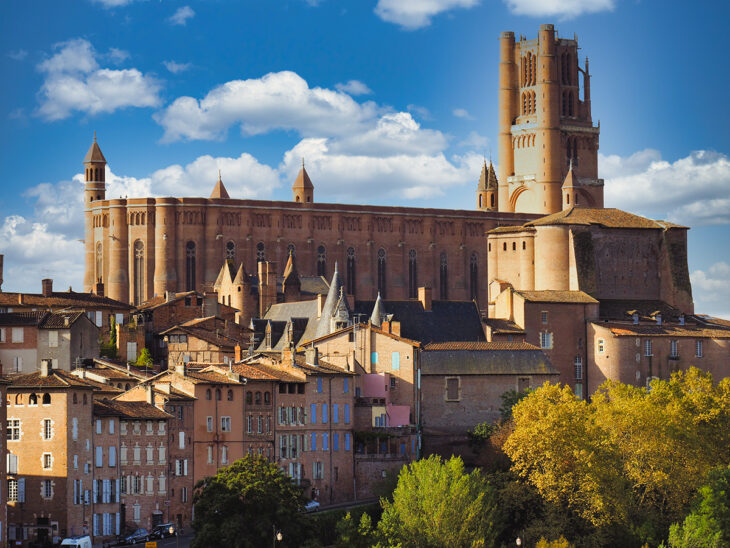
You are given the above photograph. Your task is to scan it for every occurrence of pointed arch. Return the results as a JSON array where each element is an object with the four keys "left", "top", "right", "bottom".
[
  {"left": 346, "top": 247, "right": 356, "bottom": 296},
  {"left": 377, "top": 248, "right": 387, "bottom": 298},
  {"left": 408, "top": 249, "right": 417, "bottom": 299},
  {"left": 439, "top": 252, "right": 448, "bottom": 300}
]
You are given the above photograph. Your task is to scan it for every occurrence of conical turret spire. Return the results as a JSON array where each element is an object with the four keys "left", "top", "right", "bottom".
[
  {"left": 210, "top": 170, "right": 230, "bottom": 199},
  {"left": 370, "top": 292, "right": 387, "bottom": 327},
  {"left": 84, "top": 133, "right": 106, "bottom": 163},
  {"left": 562, "top": 160, "right": 578, "bottom": 189},
  {"left": 314, "top": 262, "right": 343, "bottom": 338}
]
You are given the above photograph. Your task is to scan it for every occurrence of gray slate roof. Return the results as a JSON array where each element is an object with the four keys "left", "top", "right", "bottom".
[{"left": 421, "top": 347, "right": 557, "bottom": 376}]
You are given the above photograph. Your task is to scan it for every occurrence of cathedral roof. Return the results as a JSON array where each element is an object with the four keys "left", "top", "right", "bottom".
[
  {"left": 314, "top": 262, "right": 344, "bottom": 339},
  {"left": 233, "top": 263, "right": 249, "bottom": 284},
  {"left": 84, "top": 134, "right": 106, "bottom": 164},
  {"left": 478, "top": 160, "right": 498, "bottom": 190},
  {"left": 292, "top": 164, "right": 314, "bottom": 190},
  {"left": 210, "top": 171, "right": 230, "bottom": 199},
  {"left": 526, "top": 207, "right": 684, "bottom": 230}
]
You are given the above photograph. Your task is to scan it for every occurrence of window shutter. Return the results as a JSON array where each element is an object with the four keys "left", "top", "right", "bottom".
[
  {"left": 183, "top": 459, "right": 188, "bottom": 476},
  {"left": 322, "top": 404, "right": 328, "bottom": 424},
  {"left": 179, "top": 431, "right": 185, "bottom": 449},
  {"left": 115, "top": 478, "right": 120, "bottom": 502},
  {"left": 310, "top": 404, "right": 316, "bottom": 424},
  {"left": 93, "top": 514, "right": 99, "bottom": 536},
  {"left": 344, "top": 404, "right": 350, "bottom": 424},
  {"left": 109, "top": 446, "right": 116, "bottom": 467},
  {"left": 116, "top": 512, "right": 121, "bottom": 535}
]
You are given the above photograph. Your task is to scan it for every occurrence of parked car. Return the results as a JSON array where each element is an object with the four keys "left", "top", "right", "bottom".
[
  {"left": 150, "top": 523, "right": 178, "bottom": 539},
  {"left": 304, "top": 500, "right": 321, "bottom": 512},
  {"left": 61, "top": 536, "right": 92, "bottom": 548},
  {"left": 123, "top": 528, "right": 150, "bottom": 544}
]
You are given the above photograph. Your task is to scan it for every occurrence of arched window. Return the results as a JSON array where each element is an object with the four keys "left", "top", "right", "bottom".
[
  {"left": 531, "top": 91, "right": 536, "bottom": 114},
  {"left": 226, "top": 241, "right": 235, "bottom": 261},
  {"left": 346, "top": 247, "right": 356, "bottom": 296},
  {"left": 287, "top": 243, "right": 296, "bottom": 257},
  {"left": 185, "top": 241, "right": 196, "bottom": 291},
  {"left": 568, "top": 90, "right": 574, "bottom": 116},
  {"left": 134, "top": 240, "right": 144, "bottom": 305},
  {"left": 256, "top": 242, "right": 265, "bottom": 262},
  {"left": 255, "top": 392, "right": 262, "bottom": 405},
  {"left": 246, "top": 391, "right": 253, "bottom": 404},
  {"left": 83, "top": 394, "right": 88, "bottom": 404},
  {"left": 377, "top": 248, "right": 387, "bottom": 298},
  {"left": 73, "top": 393, "right": 78, "bottom": 404},
  {"left": 125, "top": 383, "right": 130, "bottom": 391},
  {"left": 513, "top": 242, "right": 517, "bottom": 251},
  {"left": 317, "top": 245, "right": 326, "bottom": 277},
  {"left": 408, "top": 249, "right": 417, "bottom": 299},
  {"left": 522, "top": 92, "right": 527, "bottom": 115},
  {"left": 490, "top": 194, "right": 495, "bottom": 208},
  {"left": 206, "top": 389, "right": 212, "bottom": 401},
  {"left": 15, "top": 394, "right": 23, "bottom": 405},
  {"left": 227, "top": 390, "right": 233, "bottom": 401},
  {"left": 29, "top": 394, "right": 38, "bottom": 406},
  {"left": 264, "top": 391, "right": 271, "bottom": 404},
  {"left": 215, "top": 388, "right": 221, "bottom": 401},
  {"left": 439, "top": 252, "right": 448, "bottom": 300},
  {"left": 42, "top": 393, "right": 51, "bottom": 405},
  {"left": 96, "top": 242, "right": 103, "bottom": 282},
  {"left": 470, "top": 252, "right": 478, "bottom": 301}
]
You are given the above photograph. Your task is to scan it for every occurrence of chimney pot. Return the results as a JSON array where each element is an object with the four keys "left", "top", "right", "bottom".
[
  {"left": 305, "top": 346, "right": 319, "bottom": 366},
  {"left": 234, "top": 344, "right": 242, "bottom": 362},
  {"left": 418, "top": 286, "right": 432, "bottom": 312},
  {"left": 175, "top": 363, "right": 186, "bottom": 376},
  {"left": 42, "top": 279, "right": 53, "bottom": 297},
  {"left": 41, "top": 359, "right": 52, "bottom": 377},
  {"left": 18, "top": 294, "right": 24, "bottom": 305}
]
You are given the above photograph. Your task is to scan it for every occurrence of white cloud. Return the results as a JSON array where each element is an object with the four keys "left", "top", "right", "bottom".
[
  {"left": 90, "top": 0, "right": 137, "bottom": 7},
  {"left": 8, "top": 49, "right": 28, "bottom": 61},
  {"left": 36, "top": 38, "right": 161, "bottom": 121},
  {"left": 164, "top": 60, "right": 191, "bottom": 74},
  {"left": 691, "top": 262, "right": 730, "bottom": 320},
  {"left": 374, "top": 0, "right": 479, "bottom": 30},
  {"left": 335, "top": 80, "right": 373, "bottom": 96},
  {"left": 452, "top": 107, "right": 474, "bottom": 120},
  {"left": 407, "top": 104, "right": 432, "bottom": 121},
  {"left": 601, "top": 149, "right": 730, "bottom": 226},
  {"left": 155, "top": 70, "right": 380, "bottom": 142},
  {"left": 504, "top": 0, "right": 614, "bottom": 18},
  {"left": 458, "top": 130, "right": 488, "bottom": 149},
  {"left": 168, "top": 6, "right": 195, "bottom": 26},
  {"left": 108, "top": 48, "right": 130, "bottom": 64}
]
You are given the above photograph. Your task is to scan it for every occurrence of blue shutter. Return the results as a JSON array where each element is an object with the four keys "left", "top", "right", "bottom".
[
  {"left": 371, "top": 351, "right": 378, "bottom": 364},
  {"left": 343, "top": 378, "right": 349, "bottom": 393},
  {"left": 333, "top": 404, "right": 339, "bottom": 424},
  {"left": 323, "top": 433, "right": 328, "bottom": 451},
  {"left": 317, "top": 378, "right": 323, "bottom": 393},
  {"left": 344, "top": 404, "right": 350, "bottom": 424},
  {"left": 310, "top": 404, "right": 317, "bottom": 424},
  {"left": 322, "top": 404, "right": 328, "bottom": 424},
  {"left": 345, "top": 433, "right": 351, "bottom": 451},
  {"left": 392, "top": 352, "right": 400, "bottom": 371},
  {"left": 333, "top": 433, "right": 339, "bottom": 451},
  {"left": 311, "top": 432, "right": 317, "bottom": 451}
]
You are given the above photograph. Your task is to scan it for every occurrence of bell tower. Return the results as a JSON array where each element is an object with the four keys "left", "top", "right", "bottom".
[
  {"left": 83, "top": 133, "right": 107, "bottom": 293},
  {"left": 476, "top": 160, "right": 498, "bottom": 211},
  {"left": 292, "top": 160, "right": 314, "bottom": 204},
  {"left": 498, "top": 25, "right": 602, "bottom": 215}
]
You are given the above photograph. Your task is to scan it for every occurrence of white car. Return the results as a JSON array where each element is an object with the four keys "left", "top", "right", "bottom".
[
  {"left": 61, "top": 536, "right": 92, "bottom": 548},
  {"left": 304, "top": 500, "right": 321, "bottom": 512}
]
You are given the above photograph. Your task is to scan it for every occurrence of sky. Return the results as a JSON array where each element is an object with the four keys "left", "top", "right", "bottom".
[{"left": 1, "top": 0, "right": 729, "bottom": 318}]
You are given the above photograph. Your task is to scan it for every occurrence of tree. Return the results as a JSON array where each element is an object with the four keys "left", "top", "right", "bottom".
[
  {"left": 135, "top": 347, "right": 153, "bottom": 368},
  {"left": 191, "top": 455, "right": 307, "bottom": 548},
  {"left": 335, "top": 512, "right": 375, "bottom": 548},
  {"left": 668, "top": 464, "right": 730, "bottom": 548},
  {"left": 109, "top": 315, "right": 117, "bottom": 347},
  {"left": 499, "top": 388, "right": 532, "bottom": 422},
  {"left": 377, "top": 455, "right": 500, "bottom": 548}
]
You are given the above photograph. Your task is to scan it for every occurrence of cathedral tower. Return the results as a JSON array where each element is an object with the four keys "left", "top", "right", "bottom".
[
  {"left": 476, "top": 160, "right": 498, "bottom": 211},
  {"left": 292, "top": 161, "right": 314, "bottom": 203},
  {"left": 83, "top": 134, "right": 106, "bottom": 293},
  {"left": 498, "top": 25, "right": 603, "bottom": 215}
]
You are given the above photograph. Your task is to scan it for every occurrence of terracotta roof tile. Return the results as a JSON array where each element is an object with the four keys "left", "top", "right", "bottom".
[
  {"left": 96, "top": 398, "right": 171, "bottom": 419},
  {"left": 424, "top": 341, "right": 539, "bottom": 351},
  {"left": 515, "top": 290, "right": 599, "bottom": 304},
  {"left": 0, "top": 291, "right": 132, "bottom": 310},
  {"left": 10, "top": 369, "right": 97, "bottom": 389},
  {"left": 0, "top": 311, "right": 48, "bottom": 326},
  {"left": 483, "top": 318, "right": 525, "bottom": 334},
  {"left": 525, "top": 207, "right": 685, "bottom": 230},
  {"left": 600, "top": 322, "right": 730, "bottom": 338}
]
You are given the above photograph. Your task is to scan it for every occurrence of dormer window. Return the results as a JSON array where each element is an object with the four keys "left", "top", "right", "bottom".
[{"left": 632, "top": 313, "right": 639, "bottom": 325}]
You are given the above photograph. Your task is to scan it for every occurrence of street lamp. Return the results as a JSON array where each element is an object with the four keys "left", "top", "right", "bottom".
[
  {"left": 516, "top": 538, "right": 522, "bottom": 547},
  {"left": 273, "top": 524, "right": 283, "bottom": 548},
  {"left": 170, "top": 525, "right": 179, "bottom": 548}
]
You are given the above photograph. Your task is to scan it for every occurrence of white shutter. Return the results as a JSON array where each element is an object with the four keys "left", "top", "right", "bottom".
[
  {"left": 73, "top": 479, "right": 78, "bottom": 505},
  {"left": 109, "top": 446, "right": 116, "bottom": 467},
  {"left": 72, "top": 418, "right": 78, "bottom": 440},
  {"left": 93, "top": 480, "right": 98, "bottom": 503},
  {"left": 95, "top": 311, "right": 102, "bottom": 327},
  {"left": 115, "top": 479, "right": 120, "bottom": 502},
  {"left": 6, "top": 454, "right": 18, "bottom": 475},
  {"left": 183, "top": 459, "right": 188, "bottom": 476},
  {"left": 116, "top": 512, "right": 120, "bottom": 535},
  {"left": 179, "top": 431, "right": 185, "bottom": 449},
  {"left": 93, "top": 514, "right": 99, "bottom": 536},
  {"left": 18, "top": 478, "right": 25, "bottom": 503},
  {"left": 95, "top": 446, "right": 103, "bottom": 467},
  {"left": 127, "top": 342, "right": 137, "bottom": 361}
]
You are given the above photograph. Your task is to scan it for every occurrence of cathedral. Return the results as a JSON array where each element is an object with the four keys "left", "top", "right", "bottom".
[{"left": 82, "top": 24, "right": 692, "bottom": 324}]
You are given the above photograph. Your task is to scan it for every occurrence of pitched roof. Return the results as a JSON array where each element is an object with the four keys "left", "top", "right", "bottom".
[
  {"left": 561, "top": 163, "right": 578, "bottom": 189},
  {"left": 478, "top": 160, "right": 498, "bottom": 190},
  {"left": 96, "top": 398, "right": 171, "bottom": 419},
  {"left": 161, "top": 316, "right": 251, "bottom": 348},
  {"left": 10, "top": 369, "right": 98, "bottom": 389},
  {"left": 370, "top": 293, "right": 386, "bottom": 327},
  {"left": 0, "top": 311, "right": 48, "bottom": 326},
  {"left": 0, "top": 291, "right": 132, "bottom": 311},
  {"left": 515, "top": 290, "right": 599, "bottom": 304},
  {"left": 353, "top": 299, "right": 485, "bottom": 344},
  {"left": 137, "top": 291, "right": 200, "bottom": 311},
  {"left": 424, "top": 341, "right": 538, "bottom": 351},
  {"left": 210, "top": 171, "right": 230, "bottom": 199},
  {"left": 483, "top": 318, "right": 525, "bottom": 334},
  {"left": 292, "top": 165, "right": 314, "bottom": 190},
  {"left": 525, "top": 207, "right": 685, "bottom": 230},
  {"left": 305, "top": 323, "right": 421, "bottom": 348},
  {"left": 282, "top": 251, "right": 301, "bottom": 290},
  {"left": 421, "top": 345, "right": 557, "bottom": 376},
  {"left": 84, "top": 136, "right": 106, "bottom": 163},
  {"left": 488, "top": 225, "right": 535, "bottom": 234},
  {"left": 38, "top": 311, "right": 87, "bottom": 329}
]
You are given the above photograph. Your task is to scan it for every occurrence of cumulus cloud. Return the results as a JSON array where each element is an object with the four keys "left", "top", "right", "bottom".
[
  {"left": 504, "top": 0, "right": 614, "bottom": 18},
  {"left": 107, "top": 48, "right": 130, "bottom": 64},
  {"left": 691, "top": 262, "right": 730, "bottom": 320},
  {"left": 164, "top": 60, "right": 191, "bottom": 74},
  {"left": 601, "top": 149, "right": 730, "bottom": 226},
  {"left": 452, "top": 107, "right": 474, "bottom": 120},
  {"left": 168, "top": 6, "right": 195, "bottom": 26},
  {"left": 90, "top": 0, "right": 137, "bottom": 7},
  {"left": 407, "top": 104, "right": 433, "bottom": 121},
  {"left": 36, "top": 38, "right": 161, "bottom": 121},
  {"left": 155, "top": 70, "right": 381, "bottom": 142},
  {"left": 335, "top": 80, "right": 373, "bottom": 96},
  {"left": 374, "top": 0, "right": 479, "bottom": 30},
  {"left": 458, "top": 131, "right": 488, "bottom": 150}
]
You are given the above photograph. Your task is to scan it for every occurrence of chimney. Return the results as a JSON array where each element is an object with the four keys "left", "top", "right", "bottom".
[
  {"left": 257, "top": 261, "right": 278, "bottom": 318},
  {"left": 146, "top": 383, "right": 154, "bottom": 404},
  {"left": 165, "top": 291, "right": 173, "bottom": 303},
  {"left": 418, "top": 286, "right": 432, "bottom": 312},
  {"left": 175, "top": 363, "right": 186, "bottom": 376},
  {"left": 42, "top": 279, "right": 53, "bottom": 297},
  {"left": 64, "top": 316, "right": 70, "bottom": 327},
  {"left": 95, "top": 281, "right": 104, "bottom": 297},
  {"left": 317, "top": 293, "right": 326, "bottom": 318},
  {"left": 305, "top": 346, "right": 319, "bottom": 366},
  {"left": 390, "top": 321, "right": 401, "bottom": 337},
  {"left": 234, "top": 344, "right": 242, "bottom": 362},
  {"left": 40, "top": 359, "right": 52, "bottom": 377},
  {"left": 18, "top": 294, "right": 24, "bottom": 305},
  {"left": 281, "top": 347, "right": 293, "bottom": 365},
  {"left": 381, "top": 320, "right": 390, "bottom": 333}
]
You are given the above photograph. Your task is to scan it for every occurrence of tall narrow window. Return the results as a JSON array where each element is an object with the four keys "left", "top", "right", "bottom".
[
  {"left": 346, "top": 247, "right": 356, "bottom": 295},
  {"left": 469, "top": 252, "right": 478, "bottom": 301},
  {"left": 256, "top": 242, "right": 265, "bottom": 262},
  {"left": 439, "top": 252, "right": 448, "bottom": 300},
  {"left": 133, "top": 240, "right": 144, "bottom": 305},
  {"left": 225, "top": 241, "right": 235, "bottom": 261},
  {"left": 96, "top": 242, "right": 103, "bottom": 282},
  {"left": 316, "top": 245, "right": 326, "bottom": 277},
  {"left": 185, "top": 241, "right": 196, "bottom": 291},
  {"left": 377, "top": 248, "right": 387, "bottom": 298},
  {"left": 408, "top": 249, "right": 417, "bottom": 299}
]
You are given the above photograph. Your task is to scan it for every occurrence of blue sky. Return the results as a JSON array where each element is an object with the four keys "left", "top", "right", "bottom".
[{"left": 1, "top": 0, "right": 729, "bottom": 317}]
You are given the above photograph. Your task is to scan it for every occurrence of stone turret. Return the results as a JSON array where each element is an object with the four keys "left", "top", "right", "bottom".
[
  {"left": 315, "top": 262, "right": 350, "bottom": 338},
  {"left": 83, "top": 133, "right": 107, "bottom": 293},
  {"left": 292, "top": 160, "right": 314, "bottom": 204},
  {"left": 210, "top": 170, "right": 230, "bottom": 199},
  {"left": 370, "top": 292, "right": 387, "bottom": 327},
  {"left": 477, "top": 160, "right": 498, "bottom": 211},
  {"left": 282, "top": 250, "right": 301, "bottom": 303}
]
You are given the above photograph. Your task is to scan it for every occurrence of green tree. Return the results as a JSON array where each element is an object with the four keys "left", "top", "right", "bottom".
[
  {"left": 335, "top": 512, "right": 375, "bottom": 548},
  {"left": 499, "top": 388, "right": 532, "bottom": 422},
  {"left": 536, "top": 537, "right": 574, "bottom": 548},
  {"left": 135, "top": 347, "right": 153, "bottom": 368},
  {"left": 377, "top": 455, "right": 500, "bottom": 548},
  {"left": 109, "top": 315, "right": 117, "bottom": 347},
  {"left": 191, "top": 454, "right": 307, "bottom": 548},
  {"left": 668, "top": 464, "right": 730, "bottom": 548}
]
